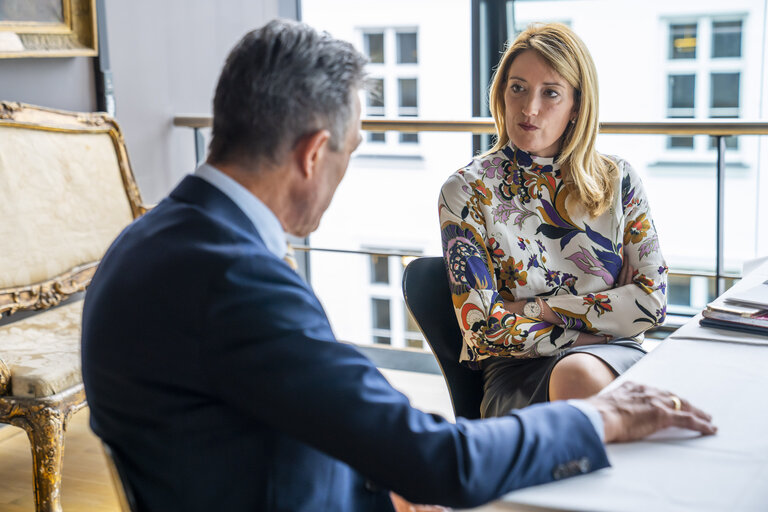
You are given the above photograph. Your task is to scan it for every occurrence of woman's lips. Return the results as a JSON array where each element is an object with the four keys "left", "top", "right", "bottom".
[{"left": 518, "top": 122, "right": 538, "bottom": 131}]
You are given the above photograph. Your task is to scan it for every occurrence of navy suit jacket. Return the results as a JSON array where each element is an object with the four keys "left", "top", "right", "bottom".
[{"left": 82, "top": 175, "right": 610, "bottom": 511}]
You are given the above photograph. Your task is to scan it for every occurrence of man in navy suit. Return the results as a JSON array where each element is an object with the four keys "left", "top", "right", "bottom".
[{"left": 81, "top": 19, "right": 716, "bottom": 512}]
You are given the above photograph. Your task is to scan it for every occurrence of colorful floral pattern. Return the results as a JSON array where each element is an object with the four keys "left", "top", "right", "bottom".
[{"left": 438, "top": 143, "right": 668, "bottom": 365}]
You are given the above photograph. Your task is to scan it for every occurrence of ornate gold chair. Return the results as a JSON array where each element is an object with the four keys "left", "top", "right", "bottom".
[{"left": 0, "top": 101, "right": 146, "bottom": 512}]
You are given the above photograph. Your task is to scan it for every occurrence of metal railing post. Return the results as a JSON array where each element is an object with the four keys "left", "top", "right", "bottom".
[
  {"left": 194, "top": 128, "right": 206, "bottom": 166},
  {"left": 715, "top": 135, "right": 726, "bottom": 296}
]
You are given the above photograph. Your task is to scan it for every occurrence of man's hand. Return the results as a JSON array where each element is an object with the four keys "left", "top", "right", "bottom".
[
  {"left": 587, "top": 381, "right": 717, "bottom": 443},
  {"left": 391, "top": 492, "right": 450, "bottom": 512}
]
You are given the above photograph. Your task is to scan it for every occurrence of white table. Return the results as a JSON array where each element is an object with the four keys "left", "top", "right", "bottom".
[{"left": 478, "top": 260, "right": 768, "bottom": 512}]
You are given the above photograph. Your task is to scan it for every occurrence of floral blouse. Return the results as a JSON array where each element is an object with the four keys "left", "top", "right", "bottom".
[{"left": 438, "top": 143, "right": 668, "bottom": 366}]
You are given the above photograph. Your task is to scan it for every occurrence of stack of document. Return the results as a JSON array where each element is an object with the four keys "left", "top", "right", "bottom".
[{"left": 702, "top": 279, "right": 768, "bottom": 336}]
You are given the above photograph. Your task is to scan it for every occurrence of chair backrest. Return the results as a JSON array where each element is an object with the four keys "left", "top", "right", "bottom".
[
  {"left": 402, "top": 257, "right": 483, "bottom": 420},
  {"left": 0, "top": 101, "right": 144, "bottom": 318},
  {"left": 102, "top": 442, "right": 138, "bottom": 512}
]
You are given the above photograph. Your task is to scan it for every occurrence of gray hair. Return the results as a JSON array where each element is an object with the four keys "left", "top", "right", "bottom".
[{"left": 208, "top": 19, "right": 367, "bottom": 166}]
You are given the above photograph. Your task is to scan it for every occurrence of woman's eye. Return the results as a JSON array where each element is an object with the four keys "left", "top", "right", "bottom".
[
  {"left": 544, "top": 89, "right": 559, "bottom": 98},
  {"left": 510, "top": 83, "right": 523, "bottom": 93}
]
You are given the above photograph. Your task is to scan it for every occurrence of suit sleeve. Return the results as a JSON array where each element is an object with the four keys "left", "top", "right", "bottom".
[
  {"left": 543, "top": 161, "right": 669, "bottom": 338},
  {"left": 202, "top": 254, "right": 609, "bottom": 508},
  {"left": 439, "top": 171, "right": 581, "bottom": 360}
]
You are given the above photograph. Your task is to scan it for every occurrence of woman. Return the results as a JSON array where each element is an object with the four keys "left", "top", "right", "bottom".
[{"left": 439, "top": 23, "right": 667, "bottom": 418}]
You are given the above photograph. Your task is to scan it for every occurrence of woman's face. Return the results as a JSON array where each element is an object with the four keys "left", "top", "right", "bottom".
[{"left": 503, "top": 49, "right": 576, "bottom": 158}]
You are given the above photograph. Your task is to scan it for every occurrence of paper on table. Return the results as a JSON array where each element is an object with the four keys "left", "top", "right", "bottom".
[
  {"left": 669, "top": 315, "right": 768, "bottom": 346},
  {"left": 500, "top": 443, "right": 768, "bottom": 512}
]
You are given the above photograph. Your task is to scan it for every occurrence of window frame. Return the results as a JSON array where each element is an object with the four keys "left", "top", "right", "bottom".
[
  {"left": 359, "top": 27, "right": 421, "bottom": 155},
  {"left": 662, "top": 16, "right": 745, "bottom": 159}
]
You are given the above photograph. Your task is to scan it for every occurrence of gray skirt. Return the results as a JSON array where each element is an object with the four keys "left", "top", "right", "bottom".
[{"left": 479, "top": 340, "right": 646, "bottom": 418}]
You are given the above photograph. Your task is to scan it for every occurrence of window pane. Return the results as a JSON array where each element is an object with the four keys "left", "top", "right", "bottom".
[
  {"left": 708, "top": 135, "right": 738, "bottom": 150},
  {"left": 366, "top": 78, "right": 385, "bottom": 114},
  {"left": 374, "top": 336, "right": 391, "bottom": 345},
  {"left": 397, "top": 32, "right": 418, "bottom": 63},
  {"left": 372, "top": 298, "right": 391, "bottom": 330},
  {"left": 668, "top": 136, "right": 694, "bottom": 149},
  {"left": 669, "top": 23, "right": 697, "bottom": 59},
  {"left": 668, "top": 74, "right": 695, "bottom": 111},
  {"left": 368, "top": 132, "right": 386, "bottom": 143},
  {"left": 667, "top": 275, "right": 691, "bottom": 307},
  {"left": 712, "top": 21, "right": 742, "bottom": 58},
  {"left": 398, "top": 78, "right": 418, "bottom": 115},
  {"left": 370, "top": 255, "right": 389, "bottom": 283},
  {"left": 405, "top": 307, "right": 419, "bottom": 332},
  {"left": 406, "top": 338, "right": 423, "bottom": 349},
  {"left": 364, "top": 33, "right": 384, "bottom": 63},
  {"left": 710, "top": 72, "right": 740, "bottom": 110},
  {"left": 400, "top": 132, "right": 419, "bottom": 143}
]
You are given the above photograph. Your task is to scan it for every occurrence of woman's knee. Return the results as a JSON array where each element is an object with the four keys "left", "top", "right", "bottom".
[{"left": 548, "top": 353, "right": 616, "bottom": 401}]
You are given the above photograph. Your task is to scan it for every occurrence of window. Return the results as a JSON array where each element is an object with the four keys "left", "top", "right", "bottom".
[
  {"left": 371, "top": 298, "right": 391, "bottom": 344},
  {"left": 404, "top": 308, "right": 423, "bottom": 349},
  {"left": 365, "top": 32, "right": 384, "bottom": 63},
  {"left": 366, "top": 78, "right": 386, "bottom": 142},
  {"left": 370, "top": 254, "right": 389, "bottom": 283},
  {"left": 398, "top": 78, "right": 419, "bottom": 143},
  {"left": 397, "top": 32, "right": 418, "bottom": 63},
  {"left": 665, "top": 18, "right": 743, "bottom": 151},
  {"left": 667, "top": 74, "right": 695, "bottom": 148},
  {"left": 669, "top": 23, "right": 697, "bottom": 60},
  {"left": 361, "top": 28, "right": 419, "bottom": 147},
  {"left": 712, "top": 21, "right": 742, "bottom": 58},
  {"left": 367, "top": 252, "right": 424, "bottom": 348}
]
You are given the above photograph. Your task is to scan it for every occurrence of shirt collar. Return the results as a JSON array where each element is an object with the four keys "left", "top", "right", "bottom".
[{"left": 194, "top": 163, "right": 287, "bottom": 259}]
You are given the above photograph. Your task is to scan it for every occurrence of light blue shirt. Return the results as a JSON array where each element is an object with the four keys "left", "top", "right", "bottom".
[
  {"left": 568, "top": 400, "right": 604, "bottom": 441},
  {"left": 193, "top": 164, "right": 604, "bottom": 440},
  {"left": 194, "top": 163, "right": 287, "bottom": 260}
]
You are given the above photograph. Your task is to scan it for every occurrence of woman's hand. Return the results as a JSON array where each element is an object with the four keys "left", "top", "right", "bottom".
[
  {"left": 502, "top": 299, "right": 609, "bottom": 346},
  {"left": 616, "top": 247, "right": 635, "bottom": 287}
]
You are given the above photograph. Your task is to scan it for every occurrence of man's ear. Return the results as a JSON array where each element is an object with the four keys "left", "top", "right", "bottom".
[{"left": 294, "top": 129, "right": 331, "bottom": 179}]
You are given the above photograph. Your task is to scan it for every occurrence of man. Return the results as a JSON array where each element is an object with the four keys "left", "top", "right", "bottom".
[{"left": 82, "top": 19, "right": 716, "bottom": 512}]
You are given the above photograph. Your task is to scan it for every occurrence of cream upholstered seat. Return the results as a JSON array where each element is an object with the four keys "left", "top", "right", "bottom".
[
  {"left": 0, "top": 301, "right": 83, "bottom": 398},
  {"left": 0, "top": 101, "right": 145, "bottom": 512}
]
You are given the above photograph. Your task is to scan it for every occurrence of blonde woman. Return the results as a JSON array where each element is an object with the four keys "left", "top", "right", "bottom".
[{"left": 439, "top": 23, "right": 668, "bottom": 418}]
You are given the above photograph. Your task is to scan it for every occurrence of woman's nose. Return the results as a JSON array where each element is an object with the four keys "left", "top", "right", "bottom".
[{"left": 522, "top": 95, "right": 539, "bottom": 117}]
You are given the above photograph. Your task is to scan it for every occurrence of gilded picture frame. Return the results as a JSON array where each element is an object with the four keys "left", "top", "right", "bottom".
[{"left": 0, "top": 0, "right": 97, "bottom": 58}]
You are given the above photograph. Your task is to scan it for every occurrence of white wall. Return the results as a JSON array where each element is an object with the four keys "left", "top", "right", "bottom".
[{"left": 105, "top": 0, "right": 285, "bottom": 203}]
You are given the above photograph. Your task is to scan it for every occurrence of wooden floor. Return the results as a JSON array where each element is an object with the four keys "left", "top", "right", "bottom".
[{"left": 0, "top": 408, "right": 120, "bottom": 511}]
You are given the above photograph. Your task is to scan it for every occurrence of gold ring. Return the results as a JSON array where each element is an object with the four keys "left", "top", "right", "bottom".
[{"left": 670, "top": 395, "right": 682, "bottom": 411}]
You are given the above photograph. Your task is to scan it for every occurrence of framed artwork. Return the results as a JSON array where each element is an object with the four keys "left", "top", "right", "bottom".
[{"left": 0, "top": 0, "right": 97, "bottom": 58}]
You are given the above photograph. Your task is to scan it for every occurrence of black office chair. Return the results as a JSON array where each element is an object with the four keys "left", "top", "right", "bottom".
[
  {"left": 102, "top": 442, "right": 138, "bottom": 512},
  {"left": 402, "top": 256, "right": 483, "bottom": 420}
]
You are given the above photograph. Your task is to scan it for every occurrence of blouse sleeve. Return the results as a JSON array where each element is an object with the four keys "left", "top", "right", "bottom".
[
  {"left": 439, "top": 171, "right": 581, "bottom": 361},
  {"left": 544, "top": 161, "right": 668, "bottom": 338}
]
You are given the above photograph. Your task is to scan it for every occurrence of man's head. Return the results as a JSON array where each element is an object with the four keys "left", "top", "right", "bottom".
[
  {"left": 208, "top": 19, "right": 366, "bottom": 237},
  {"left": 208, "top": 19, "right": 367, "bottom": 168}
]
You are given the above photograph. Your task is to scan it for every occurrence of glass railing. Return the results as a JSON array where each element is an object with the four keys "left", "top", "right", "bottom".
[{"left": 174, "top": 115, "right": 768, "bottom": 370}]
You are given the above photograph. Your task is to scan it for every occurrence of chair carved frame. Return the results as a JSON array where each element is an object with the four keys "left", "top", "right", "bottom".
[{"left": 0, "top": 101, "right": 145, "bottom": 512}]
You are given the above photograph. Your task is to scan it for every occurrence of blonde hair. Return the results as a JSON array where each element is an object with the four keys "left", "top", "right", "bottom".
[{"left": 487, "top": 22, "right": 617, "bottom": 217}]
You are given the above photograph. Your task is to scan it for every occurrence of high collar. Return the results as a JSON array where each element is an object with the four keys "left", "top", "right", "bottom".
[{"left": 501, "top": 142, "right": 559, "bottom": 174}]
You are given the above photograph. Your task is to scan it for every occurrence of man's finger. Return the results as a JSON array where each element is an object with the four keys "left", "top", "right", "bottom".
[
  {"left": 666, "top": 395, "right": 713, "bottom": 422},
  {"left": 668, "top": 411, "right": 718, "bottom": 435}
]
